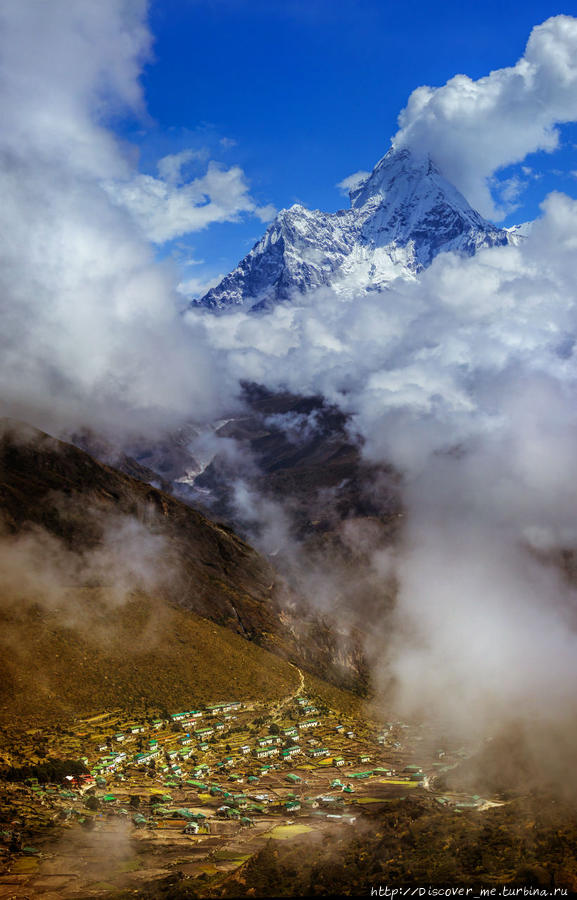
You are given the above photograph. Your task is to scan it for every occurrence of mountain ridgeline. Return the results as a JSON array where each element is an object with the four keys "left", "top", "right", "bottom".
[{"left": 196, "top": 147, "right": 514, "bottom": 311}]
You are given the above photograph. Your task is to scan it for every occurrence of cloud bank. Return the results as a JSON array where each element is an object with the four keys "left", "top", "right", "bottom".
[
  {"left": 0, "top": 0, "right": 269, "bottom": 437},
  {"left": 393, "top": 15, "right": 577, "bottom": 219}
]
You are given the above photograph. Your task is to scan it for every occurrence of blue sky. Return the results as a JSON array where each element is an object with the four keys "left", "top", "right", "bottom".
[{"left": 126, "top": 0, "right": 577, "bottom": 293}]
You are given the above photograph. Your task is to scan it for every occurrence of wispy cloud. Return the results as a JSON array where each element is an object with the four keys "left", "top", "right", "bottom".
[
  {"left": 336, "top": 170, "right": 370, "bottom": 196},
  {"left": 105, "top": 160, "right": 277, "bottom": 243}
]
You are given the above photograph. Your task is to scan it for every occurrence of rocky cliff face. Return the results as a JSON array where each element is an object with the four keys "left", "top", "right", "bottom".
[{"left": 197, "top": 147, "right": 511, "bottom": 311}]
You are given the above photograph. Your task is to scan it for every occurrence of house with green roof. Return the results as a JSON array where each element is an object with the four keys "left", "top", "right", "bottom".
[
  {"left": 281, "top": 746, "right": 301, "bottom": 758},
  {"left": 299, "top": 719, "right": 319, "bottom": 730},
  {"left": 284, "top": 800, "right": 301, "bottom": 812},
  {"left": 254, "top": 746, "right": 279, "bottom": 760},
  {"left": 194, "top": 727, "right": 214, "bottom": 739}
]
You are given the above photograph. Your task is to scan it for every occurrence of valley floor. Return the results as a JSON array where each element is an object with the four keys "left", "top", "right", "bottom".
[{"left": 0, "top": 676, "right": 508, "bottom": 898}]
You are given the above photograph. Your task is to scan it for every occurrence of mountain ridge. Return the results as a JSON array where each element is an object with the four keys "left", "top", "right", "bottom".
[{"left": 196, "top": 147, "right": 514, "bottom": 311}]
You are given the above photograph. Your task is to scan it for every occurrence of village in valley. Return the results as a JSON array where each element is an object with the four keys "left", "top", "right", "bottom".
[{"left": 0, "top": 671, "right": 492, "bottom": 898}]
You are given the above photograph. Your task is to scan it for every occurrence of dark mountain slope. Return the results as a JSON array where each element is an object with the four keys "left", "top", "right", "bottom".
[{"left": 0, "top": 418, "right": 277, "bottom": 639}]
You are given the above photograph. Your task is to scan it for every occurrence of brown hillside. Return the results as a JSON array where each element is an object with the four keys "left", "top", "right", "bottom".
[
  {"left": 0, "top": 589, "right": 300, "bottom": 725},
  {"left": 0, "top": 418, "right": 278, "bottom": 640}
]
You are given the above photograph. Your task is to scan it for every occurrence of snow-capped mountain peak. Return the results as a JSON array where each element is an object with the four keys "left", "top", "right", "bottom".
[{"left": 196, "top": 146, "right": 512, "bottom": 311}]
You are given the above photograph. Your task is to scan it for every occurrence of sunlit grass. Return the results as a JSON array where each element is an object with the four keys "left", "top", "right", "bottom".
[{"left": 269, "top": 824, "right": 313, "bottom": 839}]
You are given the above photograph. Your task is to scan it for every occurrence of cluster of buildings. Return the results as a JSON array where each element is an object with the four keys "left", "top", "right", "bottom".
[{"left": 79, "top": 693, "right": 396, "bottom": 796}]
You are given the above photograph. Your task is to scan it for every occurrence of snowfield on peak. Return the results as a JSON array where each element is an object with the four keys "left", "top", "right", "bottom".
[{"left": 195, "top": 147, "right": 514, "bottom": 311}]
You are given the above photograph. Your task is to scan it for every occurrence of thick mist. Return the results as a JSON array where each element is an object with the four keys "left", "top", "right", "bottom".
[
  {"left": 187, "top": 190, "right": 577, "bottom": 769},
  {"left": 0, "top": 0, "right": 254, "bottom": 438}
]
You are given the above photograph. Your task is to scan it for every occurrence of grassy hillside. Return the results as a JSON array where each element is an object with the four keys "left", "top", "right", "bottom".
[{"left": 0, "top": 589, "right": 300, "bottom": 725}]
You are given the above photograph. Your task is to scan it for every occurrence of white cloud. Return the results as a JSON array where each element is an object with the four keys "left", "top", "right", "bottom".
[
  {"left": 489, "top": 173, "right": 527, "bottom": 215},
  {"left": 336, "top": 170, "right": 371, "bottom": 196},
  {"left": 393, "top": 15, "right": 577, "bottom": 219},
  {"left": 156, "top": 148, "right": 208, "bottom": 185},
  {"left": 0, "top": 0, "right": 229, "bottom": 436},
  {"left": 106, "top": 160, "right": 277, "bottom": 243},
  {"left": 177, "top": 272, "right": 226, "bottom": 300}
]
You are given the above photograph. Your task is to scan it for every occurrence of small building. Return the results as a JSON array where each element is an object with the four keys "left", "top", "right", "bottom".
[
  {"left": 299, "top": 719, "right": 320, "bottom": 731},
  {"left": 308, "top": 747, "right": 329, "bottom": 758},
  {"left": 207, "top": 702, "right": 241, "bottom": 716},
  {"left": 254, "top": 747, "right": 279, "bottom": 760},
  {"left": 136, "top": 748, "right": 162, "bottom": 765},
  {"left": 285, "top": 773, "right": 302, "bottom": 784},
  {"left": 281, "top": 746, "right": 301, "bottom": 758},
  {"left": 284, "top": 800, "right": 301, "bottom": 813},
  {"left": 240, "top": 745, "right": 251, "bottom": 755},
  {"left": 334, "top": 757, "right": 345, "bottom": 767}
]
